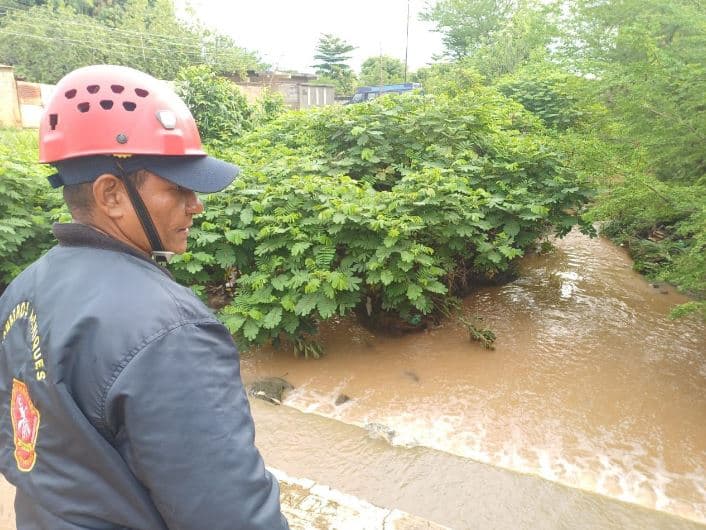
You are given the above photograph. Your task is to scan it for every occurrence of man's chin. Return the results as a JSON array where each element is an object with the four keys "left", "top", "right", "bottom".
[{"left": 166, "top": 242, "right": 188, "bottom": 255}]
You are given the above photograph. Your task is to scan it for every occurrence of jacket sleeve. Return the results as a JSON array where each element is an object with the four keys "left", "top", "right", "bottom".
[{"left": 104, "top": 320, "right": 289, "bottom": 530}]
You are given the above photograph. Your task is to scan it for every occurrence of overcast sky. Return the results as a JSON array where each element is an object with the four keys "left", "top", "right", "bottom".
[{"left": 179, "top": 0, "right": 445, "bottom": 74}]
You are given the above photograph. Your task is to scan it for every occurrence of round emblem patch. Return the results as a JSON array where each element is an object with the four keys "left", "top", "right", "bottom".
[{"left": 11, "top": 379, "right": 40, "bottom": 472}]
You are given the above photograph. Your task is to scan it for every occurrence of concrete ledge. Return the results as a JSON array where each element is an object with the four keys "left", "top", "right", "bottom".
[
  {"left": 271, "top": 468, "right": 449, "bottom": 530},
  {"left": 0, "top": 472, "right": 448, "bottom": 530}
]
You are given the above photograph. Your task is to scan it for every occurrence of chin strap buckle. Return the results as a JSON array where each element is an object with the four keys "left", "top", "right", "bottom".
[{"left": 151, "top": 251, "right": 175, "bottom": 265}]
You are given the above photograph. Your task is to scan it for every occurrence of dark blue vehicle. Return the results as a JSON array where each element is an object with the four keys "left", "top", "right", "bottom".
[{"left": 347, "top": 82, "right": 422, "bottom": 104}]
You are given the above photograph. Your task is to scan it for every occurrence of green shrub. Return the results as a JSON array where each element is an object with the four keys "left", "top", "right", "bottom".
[
  {"left": 0, "top": 130, "right": 62, "bottom": 291},
  {"left": 176, "top": 65, "right": 255, "bottom": 146},
  {"left": 171, "top": 90, "right": 594, "bottom": 347},
  {"left": 495, "top": 66, "right": 595, "bottom": 131},
  {"left": 253, "top": 89, "right": 287, "bottom": 125}
]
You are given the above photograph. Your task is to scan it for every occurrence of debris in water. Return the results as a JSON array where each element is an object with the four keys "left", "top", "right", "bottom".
[
  {"left": 403, "top": 371, "right": 420, "bottom": 383},
  {"left": 365, "top": 422, "right": 396, "bottom": 444},
  {"left": 247, "top": 377, "right": 293, "bottom": 405}
]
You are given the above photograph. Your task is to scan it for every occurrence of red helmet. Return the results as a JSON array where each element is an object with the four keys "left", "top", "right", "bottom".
[{"left": 39, "top": 65, "right": 205, "bottom": 163}]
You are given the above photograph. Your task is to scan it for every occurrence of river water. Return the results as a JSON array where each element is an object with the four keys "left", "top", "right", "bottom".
[{"left": 241, "top": 230, "right": 706, "bottom": 526}]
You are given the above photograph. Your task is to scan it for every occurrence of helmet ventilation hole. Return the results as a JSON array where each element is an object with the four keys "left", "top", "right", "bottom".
[
  {"left": 77, "top": 102, "right": 90, "bottom": 113},
  {"left": 64, "top": 89, "right": 77, "bottom": 99},
  {"left": 123, "top": 101, "right": 137, "bottom": 111},
  {"left": 111, "top": 84, "right": 125, "bottom": 94},
  {"left": 49, "top": 114, "right": 58, "bottom": 130},
  {"left": 100, "top": 100, "right": 114, "bottom": 110},
  {"left": 87, "top": 85, "right": 100, "bottom": 94},
  {"left": 135, "top": 88, "right": 149, "bottom": 97}
]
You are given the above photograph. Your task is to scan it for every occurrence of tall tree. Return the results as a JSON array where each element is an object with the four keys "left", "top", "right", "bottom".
[
  {"left": 312, "top": 33, "right": 356, "bottom": 76},
  {"left": 421, "top": 0, "right": 517, "bottom": 59},
  {"left": 312, "top": 33, "right": 357, "bottom": 96},
  {"left": 359, "top": 55, "right": 405, "bottom": 86},
  {"left": 561, "top": 0, "right": 706, "bottom": 182},
  {"left": 469, "top": 1, "right": 558, "bottom": 80}
]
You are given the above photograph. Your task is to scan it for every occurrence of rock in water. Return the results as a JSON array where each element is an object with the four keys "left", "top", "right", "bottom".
[
  {"left": 335, "top": 394, "right": 351, "bottom": 406},
  {"left": 247, "top": 377, "right": 293, "bottom": 405}
]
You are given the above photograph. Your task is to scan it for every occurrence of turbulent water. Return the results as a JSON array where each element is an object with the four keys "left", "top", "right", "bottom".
[{"left": 242, "top": 230, "right": 706, "bottom": 526}]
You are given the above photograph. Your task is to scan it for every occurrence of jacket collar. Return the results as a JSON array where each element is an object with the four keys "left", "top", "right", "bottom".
[{"left": 52, "top": 223, "right": 173, "bottom": 279}]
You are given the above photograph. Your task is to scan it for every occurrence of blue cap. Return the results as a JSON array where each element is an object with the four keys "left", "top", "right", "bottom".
[{"left": 48, "top": 154, "right": 239, "bottom": 193}]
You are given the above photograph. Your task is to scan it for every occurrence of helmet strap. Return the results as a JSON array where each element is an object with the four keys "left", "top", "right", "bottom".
[{"left": 115, "top": 162, "right": 174, "bottom": 265}]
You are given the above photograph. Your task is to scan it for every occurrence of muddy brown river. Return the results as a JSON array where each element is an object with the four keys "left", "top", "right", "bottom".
[{"left": 242, "top": 230, "right": 706, "bottom": 527}]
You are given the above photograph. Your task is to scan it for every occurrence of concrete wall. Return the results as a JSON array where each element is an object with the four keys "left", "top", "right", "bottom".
[
  {"left": 0, "top": 67, "right": 54, "bottom": 129},
  {"left": 0, "top": 65, "right": 21, "bottom": 128},
  {"left": 298, "top": 84, "right": 335, "bottom": 109},
  {"left": 17, "top": 81, "right": 54, "bottom": 129},
  {"left": 233, "top": 81, "right": 335, "bottom": 110}
]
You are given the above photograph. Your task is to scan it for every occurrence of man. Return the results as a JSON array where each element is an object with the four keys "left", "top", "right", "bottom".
[{"left": 0, "top": 65, "right": 289, "bottom": 529}]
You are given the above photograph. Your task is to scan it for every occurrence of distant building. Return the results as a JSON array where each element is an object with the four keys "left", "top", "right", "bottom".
[
  {"left": 229, "top": 71, "right": 336, "bottom": 110},
  {"left": 0, "top": 65, "right": 22, "bottom": 128},
  {"left": 0, "top": 66, "right": 338, "bottom": 130}
]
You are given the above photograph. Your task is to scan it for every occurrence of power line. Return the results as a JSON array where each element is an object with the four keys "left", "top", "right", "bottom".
[
  {"left": 0, "top": 11, "right": 257, "bottom": 62},
  {"left": 0, "top": 2, "right": 208, "bottom": 51},
  {"left": 0, "top": 28, "right": 255, "bottom": 66},
  {"left": 0, "top": 1, "right": 253, "bottom": 54}
]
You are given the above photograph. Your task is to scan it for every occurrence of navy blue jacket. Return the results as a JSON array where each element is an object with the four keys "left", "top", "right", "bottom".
[{"left": 0, "top": 223, "right": 288, "bottom": 530}]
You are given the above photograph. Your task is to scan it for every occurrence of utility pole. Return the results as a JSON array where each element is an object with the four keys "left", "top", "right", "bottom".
[
  {"left": 404, "top": 0, "right": 410, "bottom": 83},
  {"left": 379, "top": 43, "right": 384, "bottom": 88}
]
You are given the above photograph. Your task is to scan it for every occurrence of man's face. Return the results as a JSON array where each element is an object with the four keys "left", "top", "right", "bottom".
[{"left": 128, "top": 172, "right": 204, "bottom": 255}]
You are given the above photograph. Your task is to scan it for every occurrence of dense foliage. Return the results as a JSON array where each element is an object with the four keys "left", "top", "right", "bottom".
[
  {"left": 1, "top": 0, "right": 703, "bottom": 347},
  {"left": 423, "top": 0, "right": 705, "bottom": 318},
  {"left": 587, "top": 176, "right": 706, "bottom": 318},
  {"left": 0, "top": 0, "right": 262, "bottom": 83},
  {"left": 561, "top": 0, "right": 706, "bottom": 184},
  {"left": 495, "top": 65, "right": 591, "bottom": 130},
  {"left": 359, "top": 55, "right": 406, "bottom": 87},
  {"left": 176, "top": 66, "right": 255, "bottom": 146},
  {"left": 0, "top": 130, "right": 61, "bottom": 292},
  {"left": 421, "top": 0, "right": 515, "bottom": 59},
  {"left": 175, "top": 65, "right": 286, "bottom": 147},
  {"left": 167, "top": 89, "right": 593, "bottom": 350}
]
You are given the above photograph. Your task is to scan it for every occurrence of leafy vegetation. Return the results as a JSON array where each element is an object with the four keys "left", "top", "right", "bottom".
[
  {"left": 587, "top": 175, "right": 706, "bottom": 318},
  {"left": 359, "top": 55, "right": 405, "bottom": 87},
  {"left": 0, "top": 0, "right": 262, "bottom": 83},
  {"left": 421, "top": 0, "right": 516, "bottom": 59},
  {"left": 1, "top": 0, "right": 703, "bottom": 350},
  {"left": 421, "top": 0, "right": 704, "bottom": 318},
  {"left": 168, "top": 89, "right": 593, "bottom": 350},
  {"left": 176, "top": 65, "right": 255, "bottom": 146},
  {"left": 0, "top": 130, "right": 62, "bottom": 292},
  {"left": 495, "top": 65, "right": 591, "bottom": 131},
  {"left": 176, "top": 65, "right": 287, "bottom": 147}
]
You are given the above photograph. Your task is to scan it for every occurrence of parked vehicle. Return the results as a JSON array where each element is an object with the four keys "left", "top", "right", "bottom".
[{"left": 347, "top": 82, "right": 422, "bottom": 104}]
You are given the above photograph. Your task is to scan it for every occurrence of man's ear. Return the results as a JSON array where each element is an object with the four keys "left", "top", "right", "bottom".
[{"left": 92, "top": 174, "right": 128, "bottom": 219}]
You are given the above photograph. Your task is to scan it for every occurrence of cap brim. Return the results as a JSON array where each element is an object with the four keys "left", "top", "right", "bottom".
[
  {"left": 144, "top": 155, "right": 239, "bottom": 193},
  {"left": 48, "top": 155, "right": 240, "bottom": 193}
]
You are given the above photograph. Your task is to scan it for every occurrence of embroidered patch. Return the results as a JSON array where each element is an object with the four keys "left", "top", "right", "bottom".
[{"left": 11, "top": 379, "right": 40, "bottom": 472}]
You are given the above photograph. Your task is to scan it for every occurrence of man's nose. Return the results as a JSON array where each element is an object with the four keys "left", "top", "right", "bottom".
[{"left": 186, "top": 192, "right": 204, "bottom": 215}]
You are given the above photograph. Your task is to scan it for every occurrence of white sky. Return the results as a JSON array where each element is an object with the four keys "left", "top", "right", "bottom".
[{"left": 179, "top": 0, "right": 445, "bottom": 74}]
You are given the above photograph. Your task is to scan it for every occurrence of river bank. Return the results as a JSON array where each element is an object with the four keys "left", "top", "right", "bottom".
[{"left": 242, "top": 230, "right": 706, "bottom": 525}]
